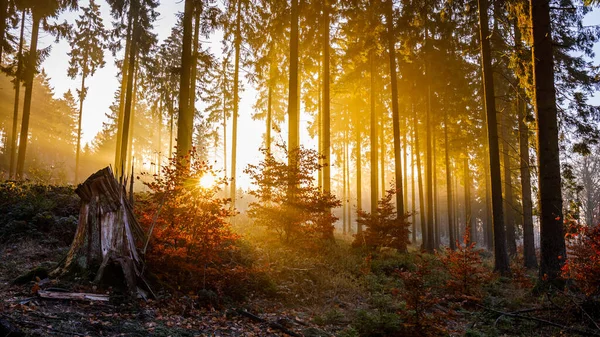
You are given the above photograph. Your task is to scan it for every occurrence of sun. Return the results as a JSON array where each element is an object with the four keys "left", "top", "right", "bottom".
[{"left": 198, "top": 174, "right": 216, "bottom": 189}]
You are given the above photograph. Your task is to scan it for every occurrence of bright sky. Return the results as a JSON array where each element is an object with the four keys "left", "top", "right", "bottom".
[{"left": 39, "top": 2, "right": 600, "bottom": 189}]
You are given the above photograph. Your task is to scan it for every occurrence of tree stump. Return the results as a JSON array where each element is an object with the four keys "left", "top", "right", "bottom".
[{"left": 51, "top": 167, "right": 151, "bottom": 297}]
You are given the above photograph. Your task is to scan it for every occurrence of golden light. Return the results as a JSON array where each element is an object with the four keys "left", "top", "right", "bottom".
[{"left": 198, "top": 174, "right": 216, "bottom": 189}]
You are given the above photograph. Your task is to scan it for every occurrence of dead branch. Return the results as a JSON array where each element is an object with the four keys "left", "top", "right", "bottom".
[{"left": 37, "top": 290, "right": 109, "bottom": 302}]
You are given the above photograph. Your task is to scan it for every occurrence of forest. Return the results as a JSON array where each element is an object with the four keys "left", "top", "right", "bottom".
[{"left": 0, "top": 0, "right": 600, "bottom": 336}]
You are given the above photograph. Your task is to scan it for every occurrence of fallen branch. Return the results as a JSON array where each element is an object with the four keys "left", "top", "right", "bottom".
[
  {"left": 478, "top": 305, "right": 600, "bottom": 336},
  {"left": 237, "top": 310, "right": 302, "bottom": 337},
  {"left": 37, "top": 290, "right": 109, "bottom": 302}
]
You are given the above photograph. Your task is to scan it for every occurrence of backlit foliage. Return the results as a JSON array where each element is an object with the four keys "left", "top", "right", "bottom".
[
  {"left": 137, "top": 149, "right": 246, "bottom": 294},
  {"left": 245, "top": 145, "right": 341, "bottom": 244},
  {"left": 353, "top": 189, "right": 410, "bottom": 251}
]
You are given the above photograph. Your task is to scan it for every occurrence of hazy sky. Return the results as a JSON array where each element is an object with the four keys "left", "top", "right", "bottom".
[{"left": 38, "top": 2, "right": 600, "bottom": 188}]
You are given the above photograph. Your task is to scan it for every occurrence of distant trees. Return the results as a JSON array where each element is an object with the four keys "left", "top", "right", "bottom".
[
  {"left": 15, "top": 0, "right": 75, "bottom": 179},
  {"left": 68, "top": 0, "right": 108, "bottom": 183}
]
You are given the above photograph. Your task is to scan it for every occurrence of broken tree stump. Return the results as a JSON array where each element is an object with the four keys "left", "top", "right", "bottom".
[{"left": 51, "top": 167, "right": 152, "bottom": 298}]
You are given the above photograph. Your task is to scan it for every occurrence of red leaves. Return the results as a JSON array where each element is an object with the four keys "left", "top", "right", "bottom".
[
  {"left": 437, "top": 227, "right": 492, "bottom": 299},
  {"left": 136, "top": 149, "right": 245, "bottom": 294},
  {"left": 561, "top": 221, "right": 600, "bottom": 296}
]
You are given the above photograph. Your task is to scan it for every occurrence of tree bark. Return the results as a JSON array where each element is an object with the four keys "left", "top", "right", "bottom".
[
  {"left": 385, "top": 0, "right": 405, "bottom": 227},
  {"left": 477, "top": 0, "right": 510, "bottom": 274},
  {"left": 15, "top": 13, "right": 40, "bottom": 179},
  {"left": 529, "top": 0, "right": 565, "bottom": 282},
  {"left": 9, "top": 11, "right": 25, "bottom": 179},
  {"left": 176, "top": 0, "right": 195, "bottom": 159}
]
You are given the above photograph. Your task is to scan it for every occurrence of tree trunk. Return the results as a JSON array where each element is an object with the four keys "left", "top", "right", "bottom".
[
  {"left": 519, "top": 102, "right": 538, "bottom": 268},
  {"left": 484, "top": 143, "right": 493, "bottom": 249},
  {"left": 322, "top": 0, "right": 331, "bottom": 197},
  {"left": 317, "top": 56, "right": 321, "bottom": 188},
  {"left": 75, "top": 69, "right": 87, "bottom": 184},
  {"left": 114, "top": 14, "right": 132, "bottom": 177},
  {"left": 230, "top": 0, "right": 242, "bottom": 211},
  {"left": 529, "top": 0, "right": 565, "bottom": 282},
  {"left": 433, "top": 122, "right": 439, "bottom": 248},
  {"left": 267, "top": 52, "right": 274, "bottom": 153},
  {"left": 502, "top": 111, "right": 517, "bottom": 255},
  {"left": 513, "top": 18, "right": 537, "bottom": 269},
  {"left": 411, "top": 120, "right": 417, "bottom": 243},
  {"left": 119, "top": 18, "right": 138, "bottom": 177},
  {"left": 414, "top": 102, "right": 426, "bottom": 247},
  {"left": 424, "top": 65, "right": 434, "bottom": 252},
  {"left": 176, "top": 0, "right": 195, "bottom": 159},
  {"left": 380, "top": 107, "right": 385, "bottom": 199},
  {"left": 189, "top": 8, "right": 200, "bottom": 122},
  {"left": 370, "top": 50, "right": 378, "bottom": 223},
  {"left": 444, "top": 109, "right": 456, "bottom": 250},
  {"left": 342, "top": 132, "right": 347, "bottom": 235},
  {"left": 9, "top": 11, "right": 25, "bottom": 179},
  {"left": 477, "top": 0, "right": 510, "bottom": 274},
  {"left": 423, "top": 22, "right": 435, "bottom": 252},
  {"left": 385, "top": 0, "right": 405, "bottom": 228},
  {"left": 356, "top": 116, "right": 362, "bottom": 234},
  {"left": 465, "top": 157, "right": 475, "bottom": 243},
  {"left": 288, "top": 0, "right": 299, "bottom": 159},
  {"left": 15, "top": 14, "right": 40, "bottom": 179},
  {"left": 0, "top": 0, "right": 7, "bottom": 64},
  {"left": 126, "top": 68, "right": 139, "bottom": 174}
]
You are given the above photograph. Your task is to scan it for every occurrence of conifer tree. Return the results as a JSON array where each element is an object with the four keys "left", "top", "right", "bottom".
[{"left": 67, "top": 0, "right": 108, "bottom": 183}]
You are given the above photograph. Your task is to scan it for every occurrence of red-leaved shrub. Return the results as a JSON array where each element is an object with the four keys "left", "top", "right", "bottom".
[
  {"left": 562, "top": 221, "right": 600, "bottom": 296},
  {"left": 137, "top": 149, "right": 247, "bottom": 296}
]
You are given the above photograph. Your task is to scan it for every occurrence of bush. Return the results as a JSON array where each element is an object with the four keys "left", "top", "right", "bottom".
[
  {"left": 437, "top": 227, "right": 492, "bottom": 299},
  {"left": 245, "top": 145, "right": 340, "bottom": 244},
  {"left": 137, "top": 149, "right": 250, "bottom": 298},
  {"left": 353, "top": 189, "right": 410, "bottom": 252},
  {"left": 0, "top": 182, "right": 78, "bottom": 245},
  {"left": 562, "top": 221, "right": 600, "bottom": 296},
  {"left": 395, "top": 255, "right": 449, "bottom": 336}
]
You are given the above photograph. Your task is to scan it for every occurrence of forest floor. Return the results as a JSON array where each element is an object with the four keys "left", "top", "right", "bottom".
[{"left": 1, "top": 186, "right": 599, "bottom": 336}]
